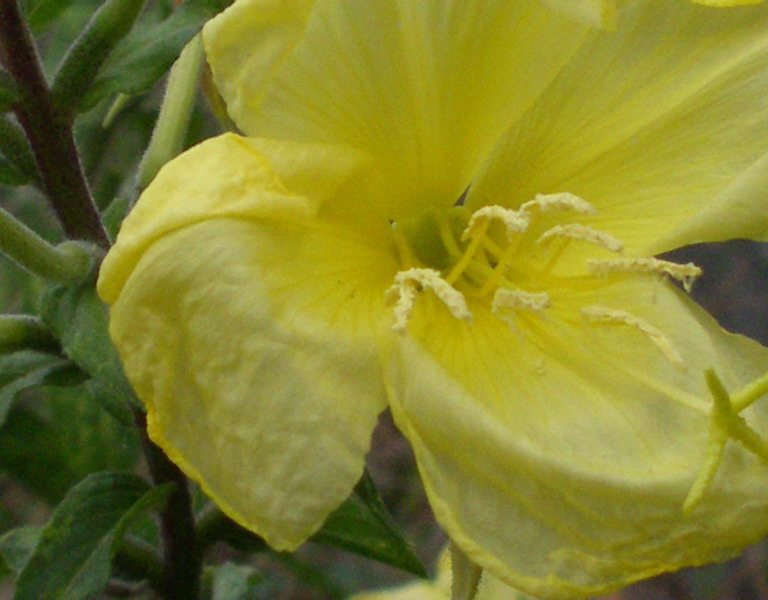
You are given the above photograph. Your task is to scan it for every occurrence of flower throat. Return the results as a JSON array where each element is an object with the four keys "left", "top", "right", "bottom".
[{"left": 386, "top": 193, "right": 701, "bottom": 367}]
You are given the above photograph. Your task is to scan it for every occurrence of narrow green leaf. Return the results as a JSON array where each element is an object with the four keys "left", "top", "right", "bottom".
[
  {"left": 0, "top": 159, "right": 27, "bottom": 186},
  {"left": 22, "top": 0, "right": 71, "bottom": 33},
  {"left": 312, "top": 471, "right": 427, "bottom": 577},
  {"left": 0, "top": 70, "right": 18, "bottom": 112},
  {"left": 0, "top": 351, "right": 70, "bottom": 427},
  {"left": 50, "top": 0, "right": 147, "bottom": 112},
  {"left": 199, "top": 471, "right": 426, "bottom": 577},
  {"left": 14, "top": 473, "right": 172, "bottom": 600},
  {"left": 0, "top": 406, "right": 81, "bottom": 504},
  {"left": 211, "top": 563, "right": 262, "bottom": 600},
  {"left": 101, "top": 195, "right": 131, "bottom": 243},
  {"left": 40, "top": 277, "right": 139, "bottom": 416},
  {"left": 0, "top": 526, "right": 42, "bottom": 574},
  {"left": 0, "top": 116, "right": 40, "bottom": 185},
  {"left": 81, "top": 0, "right": 224, "bottom": 110}
]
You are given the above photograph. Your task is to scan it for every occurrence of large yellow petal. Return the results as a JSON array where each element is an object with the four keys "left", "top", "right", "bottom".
[
  {"left": 98, "top": 133, "right": 377, "bottom": 304},
  {"left": 205, "top": 0, "right": 589, "bottom": 219},
  {"left": 469, "top": 0, "right": 768, "bottom": 256},
  {"left": 384, "top": 276, "right": 768, "bottom": 598},
  {"left": 99, "top": 136, "right": 398, "bottom": 550},
  {"left": 107, "top": 216, "right": 394, "bottom": 550}
]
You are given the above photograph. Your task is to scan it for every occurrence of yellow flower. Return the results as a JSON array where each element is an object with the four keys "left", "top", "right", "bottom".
[{"left": 98, "top": 1, "right": 768, "bottom": 598}]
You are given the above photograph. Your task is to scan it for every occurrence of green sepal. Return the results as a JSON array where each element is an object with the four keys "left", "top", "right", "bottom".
[
  {"left": 39, "top": 275, "right": 139, "bottom": 415},
  {"left": 50, "top": 0, "right": 147, "bottom": 113},
  {"left": 13, "top": 472, "right": 172, "bottom": 600},
  {"left": 0, "top": 70, "right": 18, "bottom": 112},
  {"left": 312, "top": 470, "right": 428, "bottom": 578},
  {"left": 0, "top": 351, "right": 70, "bottom": 428},
  {"left": 80, "top": 0, "right": 224, "bottom": 111},
  {"left": 0, "top": 526, "right": 42, "bottom": 575}
]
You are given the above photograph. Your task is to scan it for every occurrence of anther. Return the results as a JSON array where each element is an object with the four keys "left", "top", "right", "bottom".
[
  {"left": 538, "top": 224, "right": 624, "bottom": 254},
  {"left": 462, "top": 205, "right": 530, "bottom": 241},
  {"left": 581, "top": 305, "right": 683, "bottom": 366},
  {"left": 492, "top": 288, "right": 551, "bottom": 328},
  {"left": 386, "top": 268, "right": 472, "bottom": 332},
  {"left": 588, "top": 257, "right": 702, "bottom": 292},
  {"left": 521, "top": 192, "right": 597, "bottom": 215},
  {"left": 493, "top": 288, "right": 551, "bottom": 312}
]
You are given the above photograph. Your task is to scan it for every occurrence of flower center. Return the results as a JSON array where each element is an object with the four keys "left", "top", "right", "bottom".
[{"left": 386, "top": 193, "right": 702, "bottom": 367}]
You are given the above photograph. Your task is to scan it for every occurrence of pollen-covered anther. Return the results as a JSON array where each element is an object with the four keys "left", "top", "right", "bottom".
[
  {"left": 538, "top": 224, "right": 624, "bottom": 254},
  {"left": 581, "top": 305, "right": 684, "bottom": 367},
  {"left": 385, "top": 268, "right": 472, "bottom": 332},
  {"left": 492, "top": 288, "right": 551, "bottom": 327},
  {"left": 461, "top": 205, "right": 530, "bottom": 241},
  {"left": 588, "top": 257, "right": 702, "bottom": 292},
  {"left": 521, "top": 192, "right": 597, "bottom": 215}
]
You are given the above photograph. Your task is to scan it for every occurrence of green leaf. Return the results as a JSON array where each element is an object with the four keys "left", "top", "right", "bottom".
[
  {"left": 39, "top": 276, "right": 139, "bottom": 422},
  {"left": 0, "top": 70, "right": 18, "bottom": 112},
  {"left": 102, "top": 195, "right": 131, "bottom": 243},
  {"left": 14, "top": 472, "right": 172, "bottom": 600},
  {"left": 0, "top": 159, "right": 27, "bottom": 186},
  {"left": 0, "top": 116, "right": 40, "bottom": 185},
  {"left": 312, "top": 471, "right": 427, "bottom": 577},
  {"left": 201, "top": 471, "right": 426, "bottom": 577},
  {"left": 0, "top": 526, "right": 42, "bottom": 574},
  {"left": 0, "top": 351, "right": 70, "bottom": 427},
  {"left": 81, "top": 0, "right": 225, "bottom": 111},
  {"left": 211, "top": 563, "right": 262, "bottom": 600},
  {"left": 0, "top": 406, "right": 82, "bottom": 504},
  {"left": 50, "top": 0, "right": 147, "bottom": 113},
  {"left": 22, "top": 0, "right": 72, "bottom": 33},
  {"left": 0, "top": 386, "right": 139, "bottom": 505}
]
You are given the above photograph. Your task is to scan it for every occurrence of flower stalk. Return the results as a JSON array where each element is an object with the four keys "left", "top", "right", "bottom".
[{"left": 0, "top": 0, "right": 109, "bottom": 248}]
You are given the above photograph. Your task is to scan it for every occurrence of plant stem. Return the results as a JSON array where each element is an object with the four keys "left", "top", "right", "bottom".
[
  {"left": 134, "top": 410, "right": 202, "bottom": 600},
  {"left": 0, "top": 0, "right": 109, "bottom": 248}
]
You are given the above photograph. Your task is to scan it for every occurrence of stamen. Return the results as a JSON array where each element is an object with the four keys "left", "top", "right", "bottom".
[
  {"left": 588, "top": 257, "right": 702, "bottom": 292},
  {"left": 390, "top": 222, "right": 414, "bottom": 268},
  {"left": 492, "top": 288, "right": 551, "bottom": 312},
  {"left": 581, "top": 305, "right": 683, "bottom": 366},
  {"left": 492, "top": 288, "right": 551, "bottom": 328},
  {"left": 386, "top": 268, "right": 472, "bottom": 332},
  {"left": 538, "top": 224, "right": 624, "bottom": 254},
  {"left": 521, "top": 192, "right": 597, "bottom": 215},
  {"left": 462, "top": 205, "right": 529, "bottom": 241}
]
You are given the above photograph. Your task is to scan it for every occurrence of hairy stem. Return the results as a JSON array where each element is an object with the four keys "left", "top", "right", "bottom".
[
  {"left": 0, "top": 0, "right": 109, "bottom": 248},
  {"left": 134, "top": 410, "right": 202, "bottom": 600}
]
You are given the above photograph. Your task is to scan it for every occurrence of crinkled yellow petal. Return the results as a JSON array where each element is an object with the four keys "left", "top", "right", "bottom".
[
  {"left": 99, "top": 138, "right": 397, "bottom": 550},
  {"left": 98, "top": 133, "right": 374, "bottom": 304},
  {"left": 540, "top": 0, "right": 617, "bottom": 29},
  {"left": 469, "top": 0, "right": 768, "bottom": 256},
  {"left": 205, "top": 0, "right": 589, "bottom": 219},
  {"left": 384, "top": 276, "right": 768, "bottom": 599},
  {"left": 106, "top": 217, "right": 393, "bottom": 549}
]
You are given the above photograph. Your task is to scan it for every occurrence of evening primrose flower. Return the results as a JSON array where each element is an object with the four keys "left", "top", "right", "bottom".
[{"left": 98, "top": 1, "right": 768, "bottom": 598}]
